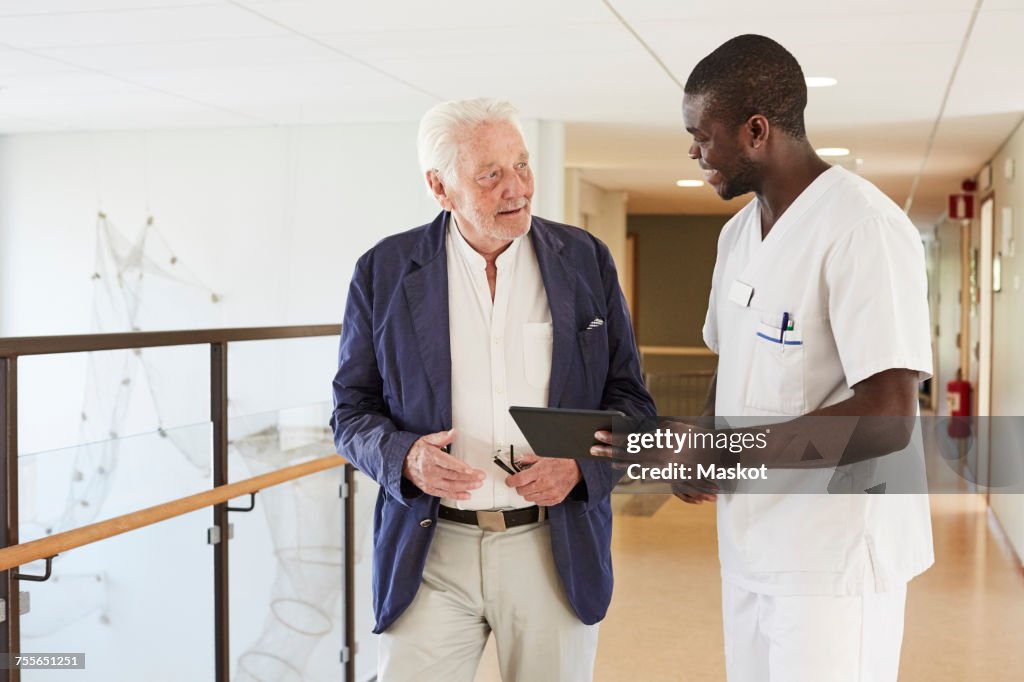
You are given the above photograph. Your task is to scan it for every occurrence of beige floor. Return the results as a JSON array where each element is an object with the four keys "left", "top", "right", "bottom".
[{"left": 473, "top": 492, "right": 1024, "bottom": 681}]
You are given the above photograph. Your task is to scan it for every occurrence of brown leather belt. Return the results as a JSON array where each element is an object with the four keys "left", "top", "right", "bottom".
[{"left": 438, "top": 505, "right": 545, "bottom": 532}]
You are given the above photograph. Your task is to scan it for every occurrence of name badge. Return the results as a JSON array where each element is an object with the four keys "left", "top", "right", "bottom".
[{"left": 728, "top": 280, "right": 754, "bottom": 307}]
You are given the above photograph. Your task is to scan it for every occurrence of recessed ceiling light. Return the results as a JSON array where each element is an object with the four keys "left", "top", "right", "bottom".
[
  {"left": 676, "top": 179, "right": 704, "bottom": 188},
  {"left": 816, "top": 147, "right": 850, "bottom": 157},
  {"left": 806, "top": 76, "right": 838, "bottom": 88}
]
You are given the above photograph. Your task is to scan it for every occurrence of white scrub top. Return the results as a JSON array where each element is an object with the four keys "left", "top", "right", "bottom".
[{"left": 704, "top": 166, "right": 935, "bottom": 596}]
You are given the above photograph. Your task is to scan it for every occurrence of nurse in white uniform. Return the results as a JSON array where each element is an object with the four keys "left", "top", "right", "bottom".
[{"left": 683, "top": 35, "right": 933, "bottom": 682}]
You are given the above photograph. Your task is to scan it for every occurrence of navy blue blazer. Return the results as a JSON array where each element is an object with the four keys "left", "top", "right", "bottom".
[{"left": 330, "top": 211, "right": 655, "bottom": 633}]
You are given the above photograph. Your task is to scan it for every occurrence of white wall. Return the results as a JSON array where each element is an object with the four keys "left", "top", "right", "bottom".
[
  {"left": 934, "top": 118, "right": 1024, "bottom": 565},
  {"left": 984, "top": 119, "right": 1024, "bottom": 564},
  {"left": 564, "top": 169, "right": 629, "bottom": 293},
  {"left": 0, "top": 124, "right": 434, "bottom": 338},
  {"left": 0, "top": 120, "right": 565, "bottom": 334},
  {"left": 530, "top": 120, "right": 566, "bottom": 223}
]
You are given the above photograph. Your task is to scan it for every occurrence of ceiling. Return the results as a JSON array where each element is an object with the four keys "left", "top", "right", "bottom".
[{"left": 0, "top": 0, "right": 1021, "bottom": 225}]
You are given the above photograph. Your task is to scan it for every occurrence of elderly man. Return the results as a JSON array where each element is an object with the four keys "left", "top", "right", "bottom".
[{"left": 331, "top": 98, "right": 653, "bottom": 682}]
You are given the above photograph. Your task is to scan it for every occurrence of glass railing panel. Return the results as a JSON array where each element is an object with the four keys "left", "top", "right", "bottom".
[
  {"left": 227, "top": 402, "right": 334, "bottom": 485},
  {"left": 18, "top": 506, "right": 214, "bottom": 682},
  {"left": 227, "top": 402, "right": 345, "bottom": 681},
  {"left": 227, "top": 336, "right": 339, "bottom": 422},
  {"left": 17, "top": 344, "right": 213, "bottom": 458},
  {"left": 16, "top": 421, "right": 216, "bottom": 680},
  {"left": 19, "top": 422, "right": 213, "bottom": 536}
]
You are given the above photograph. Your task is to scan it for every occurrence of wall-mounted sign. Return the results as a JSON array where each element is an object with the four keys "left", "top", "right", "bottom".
[{"left": 948, "top": 194, "right": 974, "bottom": 220}]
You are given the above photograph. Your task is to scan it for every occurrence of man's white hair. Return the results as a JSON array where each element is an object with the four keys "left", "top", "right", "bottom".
[{"left": 417, "top": 97, "right": 525, "bottom": 188}]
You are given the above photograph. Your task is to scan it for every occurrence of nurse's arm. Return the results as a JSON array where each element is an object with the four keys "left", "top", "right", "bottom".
[
  {"left": 737, "top": 367, "right": 919, "bottom": 469},
  {"left": 817, "top": 367, "right": 919, "bottom": 420}
]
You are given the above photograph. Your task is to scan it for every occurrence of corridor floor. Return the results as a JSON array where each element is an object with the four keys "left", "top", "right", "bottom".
[{"left": 474, "top": 491, "right": 1024, "bottom": 681}]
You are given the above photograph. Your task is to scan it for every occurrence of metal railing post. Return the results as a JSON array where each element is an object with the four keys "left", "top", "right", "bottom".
[
  {"left": 0, "top": 357, "right": 20, "bottom": 682},
  {"left": 344, "top": 465, "right": 355, "bottom": 681},
  {"left": 211, "top": 343, "right": 230, "bottom": 682}
]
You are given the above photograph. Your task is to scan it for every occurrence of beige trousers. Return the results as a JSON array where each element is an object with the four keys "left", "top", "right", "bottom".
[{"left": 377, "top": 518, "right": 599, "bottom": 682}]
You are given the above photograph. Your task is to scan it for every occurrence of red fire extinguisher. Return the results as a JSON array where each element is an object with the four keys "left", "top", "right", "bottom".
[{"left": 946, "top": 370, "right": 971, "bottom": 438}]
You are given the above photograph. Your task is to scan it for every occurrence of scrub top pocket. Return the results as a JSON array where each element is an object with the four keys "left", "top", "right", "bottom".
[{"left": 745, "top": 318, "right": 806, "bottom": 416}]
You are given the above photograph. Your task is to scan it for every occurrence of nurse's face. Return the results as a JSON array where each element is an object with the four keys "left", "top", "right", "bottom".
[{"left": 683, "top": 94, "right": 760, "bottom": 200}]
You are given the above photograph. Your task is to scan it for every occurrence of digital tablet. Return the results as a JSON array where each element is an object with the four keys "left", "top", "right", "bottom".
[{"left": 509, "top": 406, "right": 626, "bottom": 460}]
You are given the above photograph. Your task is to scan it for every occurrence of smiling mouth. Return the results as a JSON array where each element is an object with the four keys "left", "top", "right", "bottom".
[{"left": 497, "top": 206, "right": 526, "bottom": 217}]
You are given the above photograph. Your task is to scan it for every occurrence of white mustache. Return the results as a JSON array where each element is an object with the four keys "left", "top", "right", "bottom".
[{"left": 497, "top": 200, "right": 528, "bottom": 214}]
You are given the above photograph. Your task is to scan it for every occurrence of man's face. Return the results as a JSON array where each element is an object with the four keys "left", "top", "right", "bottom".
[
  {"left": 443, "top": 120, "right": 534, "bottom": 245},
  {"left": 683, "top": 94, "right": 760, "bottom": 200}
]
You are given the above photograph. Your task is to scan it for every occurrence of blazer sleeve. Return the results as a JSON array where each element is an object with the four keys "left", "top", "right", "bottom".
[
  {"left": 574, "top": 239, "right": 657, "bottom": 510},
  {"left": 330, "top": 252, "right": 421, "bottom": 506}
]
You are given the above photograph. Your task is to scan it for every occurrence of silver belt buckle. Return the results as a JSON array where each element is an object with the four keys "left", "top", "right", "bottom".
[{"left": 476, "top": 510, "right": 507, "bottom": 532}]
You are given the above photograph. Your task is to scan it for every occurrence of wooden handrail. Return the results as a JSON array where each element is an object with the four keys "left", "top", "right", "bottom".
[
  {"left": 639, "top": 345, "right": 716, "bottom": 357},
  {"left": 0, "top": 454, "right": 348, "bottom": 571},
  {"left": 645, "top": 369, "right": 716, "bottom": 377}
]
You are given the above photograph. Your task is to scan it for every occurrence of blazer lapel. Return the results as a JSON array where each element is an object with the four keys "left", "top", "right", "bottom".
[
  {"left": 402, "top": 212, "right": 453, "bottom": 425},
  {"left": 531, "top": 219, "right": 576, "bottom": 408}
]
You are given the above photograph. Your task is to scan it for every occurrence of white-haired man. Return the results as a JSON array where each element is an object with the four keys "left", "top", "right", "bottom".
[{"left": 331, "top": 98, "right": 654, "bottom": 681}]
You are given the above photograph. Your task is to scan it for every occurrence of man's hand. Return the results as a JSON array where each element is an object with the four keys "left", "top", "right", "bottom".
[
  {"left": 672, "top": 482, "right": 718, "bottom": 505},
  {"left": 504, "top": 453, "right": 582, "bottom": 506},
  {"left": 592, "top": 424, "right": 718, "bottom": 505},
  {"left": 402, "top": 429, "right": 485, "bottom": 500},
  {"left": 591, "top": 420, "right": 715, "bottom": 467},
  {"left": 590, "top": 429, "right": 629, "bottom": 460}
]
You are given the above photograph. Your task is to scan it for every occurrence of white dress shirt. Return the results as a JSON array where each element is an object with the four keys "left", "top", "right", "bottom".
[{"left": 444, "top": 215, "right": 553, "bottom": 510}]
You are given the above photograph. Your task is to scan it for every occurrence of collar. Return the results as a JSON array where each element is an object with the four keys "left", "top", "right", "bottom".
[{"left": 448, "top": 212, "right": 524, "bottom": 271}]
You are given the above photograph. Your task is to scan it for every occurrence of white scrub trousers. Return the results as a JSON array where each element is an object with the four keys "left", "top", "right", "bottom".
[{"left": 722, "top": 579, "right": 908, "bottom": 682}]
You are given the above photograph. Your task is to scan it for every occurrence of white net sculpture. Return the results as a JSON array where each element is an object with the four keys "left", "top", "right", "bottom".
[
  {"left": 22, "top": 212, "right": 222, "bottom": 644},
  {"left": 230, "top": 419, "right": 343, "bottom": 682}
]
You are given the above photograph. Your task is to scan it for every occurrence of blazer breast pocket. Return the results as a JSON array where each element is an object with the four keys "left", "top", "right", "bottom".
[{"left": 577, "top": 323, "right": 609, "bottom": 389}]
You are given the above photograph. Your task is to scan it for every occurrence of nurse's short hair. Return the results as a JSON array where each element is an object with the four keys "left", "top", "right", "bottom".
[
  {"left": 684, "top": 34, "right": 808, "bottom": 140},
  {"left": 417, "top": 97, "right": 526, "bottom": 187}
]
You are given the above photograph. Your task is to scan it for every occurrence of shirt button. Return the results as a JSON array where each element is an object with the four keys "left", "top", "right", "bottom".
[
  {"left": 493, "top": 337, "right": 502, "bottom": 345},
  {"left": 419, "top": 519, "right": 432, "bottom": 528},
  {"left": 495, "top": 386, "right": 504, "bottom": 394}
]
